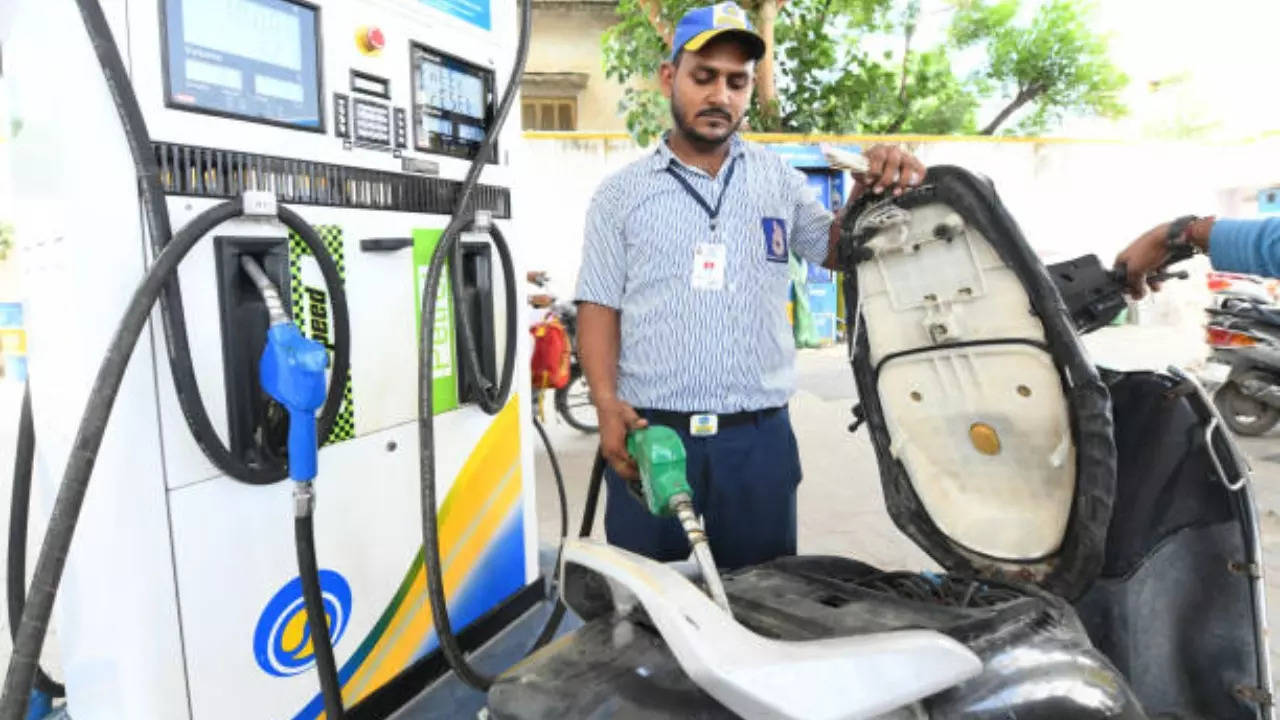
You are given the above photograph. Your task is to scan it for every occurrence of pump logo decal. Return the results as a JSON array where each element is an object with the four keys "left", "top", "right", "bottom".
[
  {"left": 253, "top": 570, "right": 353, "bottom": 677},
  {"left": 290, "top": 225, "right": 356, "bottom": 443}
]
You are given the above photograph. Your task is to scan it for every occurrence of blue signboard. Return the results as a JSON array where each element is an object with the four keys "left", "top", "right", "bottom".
[
  {"left": 769, "top": 143, "right": 860, "bottom": 169},
  {"left": 420, "top": 0, "right": 491, "bottom": 30},
  {"left": 812, "top": 314, "right": 836, "bottom": 344},
  {"left": 806, "top": 261, "right": 832, "bottom": 284},
  {"left": 1260, "top": 188, "right": 1280, "bottom": 216},
  {"left": 808, "top": 282, "right": 838, "bottom": 315},
  {"left": 0, "top": 303, "right": 22, "bottom": 329}
]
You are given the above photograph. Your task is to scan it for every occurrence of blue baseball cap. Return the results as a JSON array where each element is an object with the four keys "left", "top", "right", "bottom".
[{"left": 670, "top": 2, "right": 766, "bottom": 62}]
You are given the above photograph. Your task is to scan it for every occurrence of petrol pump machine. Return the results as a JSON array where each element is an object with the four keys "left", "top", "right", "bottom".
[{"left": 3, "top": 0, "right": 538, "bottom": 717}]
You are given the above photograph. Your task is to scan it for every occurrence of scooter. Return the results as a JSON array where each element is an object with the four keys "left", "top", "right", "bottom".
[
  {"left": 528, "top": 273, "right": 598, "bottom": 433},
  {"left": 488, "top": 166, "right": 1273, "bottom": 719},
  {"left": 1204, "top": 298, "right": 1280, "bottom": 435},
  {"left": 547, "top": 300, "right": 597, "bottom": 434}
]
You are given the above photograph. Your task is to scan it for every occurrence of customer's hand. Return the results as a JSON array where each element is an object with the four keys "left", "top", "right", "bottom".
[
  {"left": 596, "top": 398, "right": 648, "bottom": 481},
  {"left": 1115, "top": 223, "right": 1172, "bottom": 298}
]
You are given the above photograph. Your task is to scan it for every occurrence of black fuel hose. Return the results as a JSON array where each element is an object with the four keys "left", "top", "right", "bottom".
[
  {"left": 295, "top": 507, "right": 344, "bottom": 719},
  {"left": 452, "top": 223, "right": 518, "bottom": 417},
  {"left": 71, "top": 0, "right": 345, "bottom": 484},
  {"left": 524, "top": 417, "right": 570, "bottom": 652},
  {"left": 237, "top": 256, "right": 346, "bottom": 720},
  {"left": 417, "top": 0, "right": 530, "bottom": 689},
  {"left": 5, "top": 385, "right": 63, "bottom": 698},
  {"left": 532, "top": 417, "right": 569, "bottom": 542},
  {"left": 0, "top": 200, "right": 345, "bottom": 719}
]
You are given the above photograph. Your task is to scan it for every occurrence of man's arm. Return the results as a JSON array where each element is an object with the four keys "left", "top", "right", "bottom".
[
  {"left": 787, "top": 145, "right": 927, "bottom": 269},
  {"left": 576, "top": 302, "right": 620, "bottom": 406},
  {"left": 577, "top": 307, "right": 648, "bottom": 482},
  {"left": 574, "top": 182, "right": 646, "bottom": 479},
  {"left": 1116, "top": 216, "right": 1280, "bottom": 296}
]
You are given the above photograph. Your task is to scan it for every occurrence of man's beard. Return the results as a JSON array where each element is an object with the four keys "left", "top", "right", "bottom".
[{"left": 671, "top": 95, "right": 742, "bottom": 150}]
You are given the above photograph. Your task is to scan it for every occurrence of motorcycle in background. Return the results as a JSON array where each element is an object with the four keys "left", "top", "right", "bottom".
[
  {"left": 528, "top": 274, "right": 598, "bottom": 434},
  {"left": 1203, "top": 297, "right": 1280, "bottom": 435}
]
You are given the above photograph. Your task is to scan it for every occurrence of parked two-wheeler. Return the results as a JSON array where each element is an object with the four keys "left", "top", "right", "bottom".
[
  {"left": 1203, "top": 296, "right": 1280, "bottom": 435},
  {"left": 529, "top": 274, "right": 597, "bottom": 434}
]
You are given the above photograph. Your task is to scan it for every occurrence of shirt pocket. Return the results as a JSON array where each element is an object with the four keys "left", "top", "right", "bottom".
[{"left": 730, "top": 188, "right": 793, "bottom": 286}]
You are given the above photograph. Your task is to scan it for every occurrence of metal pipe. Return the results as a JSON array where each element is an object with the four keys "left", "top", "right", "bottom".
[
  {"left": 672, "top": 498, "right": 731, "bottom": 614},
  {"left": 239, "top": 255, "right": 289, "bottom": 327}
]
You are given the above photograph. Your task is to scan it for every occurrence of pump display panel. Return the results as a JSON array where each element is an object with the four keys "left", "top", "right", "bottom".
[
  {"left": 162, "top": 0, "right": 323, "bottom": 131},
  {"left": 411, "top": 44, "right": 495, "bottom": 160}
]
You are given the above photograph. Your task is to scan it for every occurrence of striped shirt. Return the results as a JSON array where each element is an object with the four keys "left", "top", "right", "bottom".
[{"left": 575, "top": 133, "right": 833, "bottom": 412}]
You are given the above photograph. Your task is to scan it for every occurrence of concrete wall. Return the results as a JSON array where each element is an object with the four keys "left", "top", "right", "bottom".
[
  {"left": 526, "top": 1, "right": 627, "bottom": 132},
  {"left": 511, "top": 133, "right": 1280, "bottom": 363}
]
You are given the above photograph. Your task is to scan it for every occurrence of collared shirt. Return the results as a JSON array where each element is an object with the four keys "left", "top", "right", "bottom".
[{"left": 574, "top": 133, "right": 833, "bottom": 412}]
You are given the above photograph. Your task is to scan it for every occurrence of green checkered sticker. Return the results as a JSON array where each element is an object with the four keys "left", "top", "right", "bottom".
[{"left": 289, "top": 225, "right": 356, "bottom": 445}]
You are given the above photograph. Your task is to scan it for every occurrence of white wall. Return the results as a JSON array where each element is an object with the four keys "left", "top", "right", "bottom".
[
  {"left": 511, "top": 136, "right": 648, "bottom": 299},
  {"left": 513, "top": 133, "right": 1280, "bottom": 325}
]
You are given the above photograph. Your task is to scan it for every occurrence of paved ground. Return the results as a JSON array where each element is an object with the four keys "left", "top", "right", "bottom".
[{"left": 3, "top": 332, "right": 1279, "bottom": 698}]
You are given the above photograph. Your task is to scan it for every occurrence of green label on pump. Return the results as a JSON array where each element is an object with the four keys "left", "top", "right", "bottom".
[{"left": 414, "top": 229, "right": 458, "bottom": 414}]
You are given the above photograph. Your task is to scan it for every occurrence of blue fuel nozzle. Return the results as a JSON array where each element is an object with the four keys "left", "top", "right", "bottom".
[
  {"left": 25, "top": 688, "right": 51, "bottom": 720},
  {"left": 259, "top": 323, "right": 329, "bottom": 482}
]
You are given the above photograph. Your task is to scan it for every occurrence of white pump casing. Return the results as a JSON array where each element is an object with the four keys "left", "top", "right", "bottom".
[{"left": 4, "top": 0, "right": 538, "bottom": 718}]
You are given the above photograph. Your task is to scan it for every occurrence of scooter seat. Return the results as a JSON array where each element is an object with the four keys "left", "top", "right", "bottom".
[{"left": 836, "top": 166, "right": 1116, "bottom": 600}]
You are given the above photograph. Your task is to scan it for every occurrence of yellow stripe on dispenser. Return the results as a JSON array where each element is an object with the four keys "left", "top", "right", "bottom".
[
  {"left": 358, "top": 467, "right": 522, "bottom": 692},
  {"left": 342, "top": 399, "right": 523, "bottom": 701}
]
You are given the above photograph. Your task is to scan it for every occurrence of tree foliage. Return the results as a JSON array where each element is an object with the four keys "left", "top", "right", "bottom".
[
  {"left": 602, "top": 0, "right": 1128, "bottom": 144},
  {"left": 953, "top": 0, "right": 1128, "bottom": 135},
  {"left": 0, "top": 223, "right": 12, "bottom": 262}
]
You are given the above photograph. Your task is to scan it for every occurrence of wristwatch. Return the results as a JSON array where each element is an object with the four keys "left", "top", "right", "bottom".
[{"left": 1166, "top": 215, "right": 1201, "bottom": 262}]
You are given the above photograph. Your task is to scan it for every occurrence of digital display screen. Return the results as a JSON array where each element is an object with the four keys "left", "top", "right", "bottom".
[
  {"left": 411, "top": 44, "right": 494, "bottom": 160},
  {"left": 164, "top": 0, "right": 322, "bottom": 130}
]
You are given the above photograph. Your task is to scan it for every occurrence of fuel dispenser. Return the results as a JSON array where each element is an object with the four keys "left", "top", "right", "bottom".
[{"left": 2, "top": 0, "right": 543, "bottom": 717}]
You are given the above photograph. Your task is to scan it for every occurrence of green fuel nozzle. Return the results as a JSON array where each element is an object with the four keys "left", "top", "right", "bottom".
[
  {"left": 626, "top": 426, "right": 731, "bottom": 613},
  {"left": 626, "top": 425, "right": 692, "bottom": 517}
]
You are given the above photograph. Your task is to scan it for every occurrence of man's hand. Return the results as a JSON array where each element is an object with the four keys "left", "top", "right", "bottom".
[
  {"left": 596, "top": 398, "right": 648, "bottom": 481},
  {"left": 1115, "top": 223, "right": 1173, "bottom": 298},
  {"left": 854, "top": 144, "right": 926, "bottom": 200},
  {"left": 823, "top": 145, "right": 925, "bottom": 270},
  {"left": 528, "top": 293, "right": 554, "bottom": 309}
]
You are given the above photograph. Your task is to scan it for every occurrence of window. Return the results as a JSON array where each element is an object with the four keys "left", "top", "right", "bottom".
[{"left": 521, "top": 98, "right": 577, "bottom": 131}]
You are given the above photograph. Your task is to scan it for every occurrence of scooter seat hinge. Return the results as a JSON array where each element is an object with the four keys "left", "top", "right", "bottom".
[
  {"left": 1234, "top": 683, "right": 1273, "bottom": 707},
  {"left": 1228, "top": 560, "right": 1261, "bottom": 578}
]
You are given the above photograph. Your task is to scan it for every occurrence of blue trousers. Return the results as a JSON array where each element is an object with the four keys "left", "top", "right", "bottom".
[{"left": 603, "top": 407, "right": 801, "bottom": 570}]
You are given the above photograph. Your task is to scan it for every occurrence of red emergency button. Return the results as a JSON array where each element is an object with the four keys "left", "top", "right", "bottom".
[{"left": 357, "top": 26, "right": 385, "bottom": 54}]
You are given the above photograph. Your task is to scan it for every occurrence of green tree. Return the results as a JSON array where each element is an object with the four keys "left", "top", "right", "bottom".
[
  {"left": 0, "top": 222, "right": 13, "bottom": 262},
  {"left": 952, "top": 0, "right": 1128, "bottom": 135},
  {"left": 602, "top": 0, "right": 1127, "bottom": 144}
]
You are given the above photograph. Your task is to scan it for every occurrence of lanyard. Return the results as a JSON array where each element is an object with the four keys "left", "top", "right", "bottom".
[{"left": 665, "top": 155, "right": 740, "bottom": 232}]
